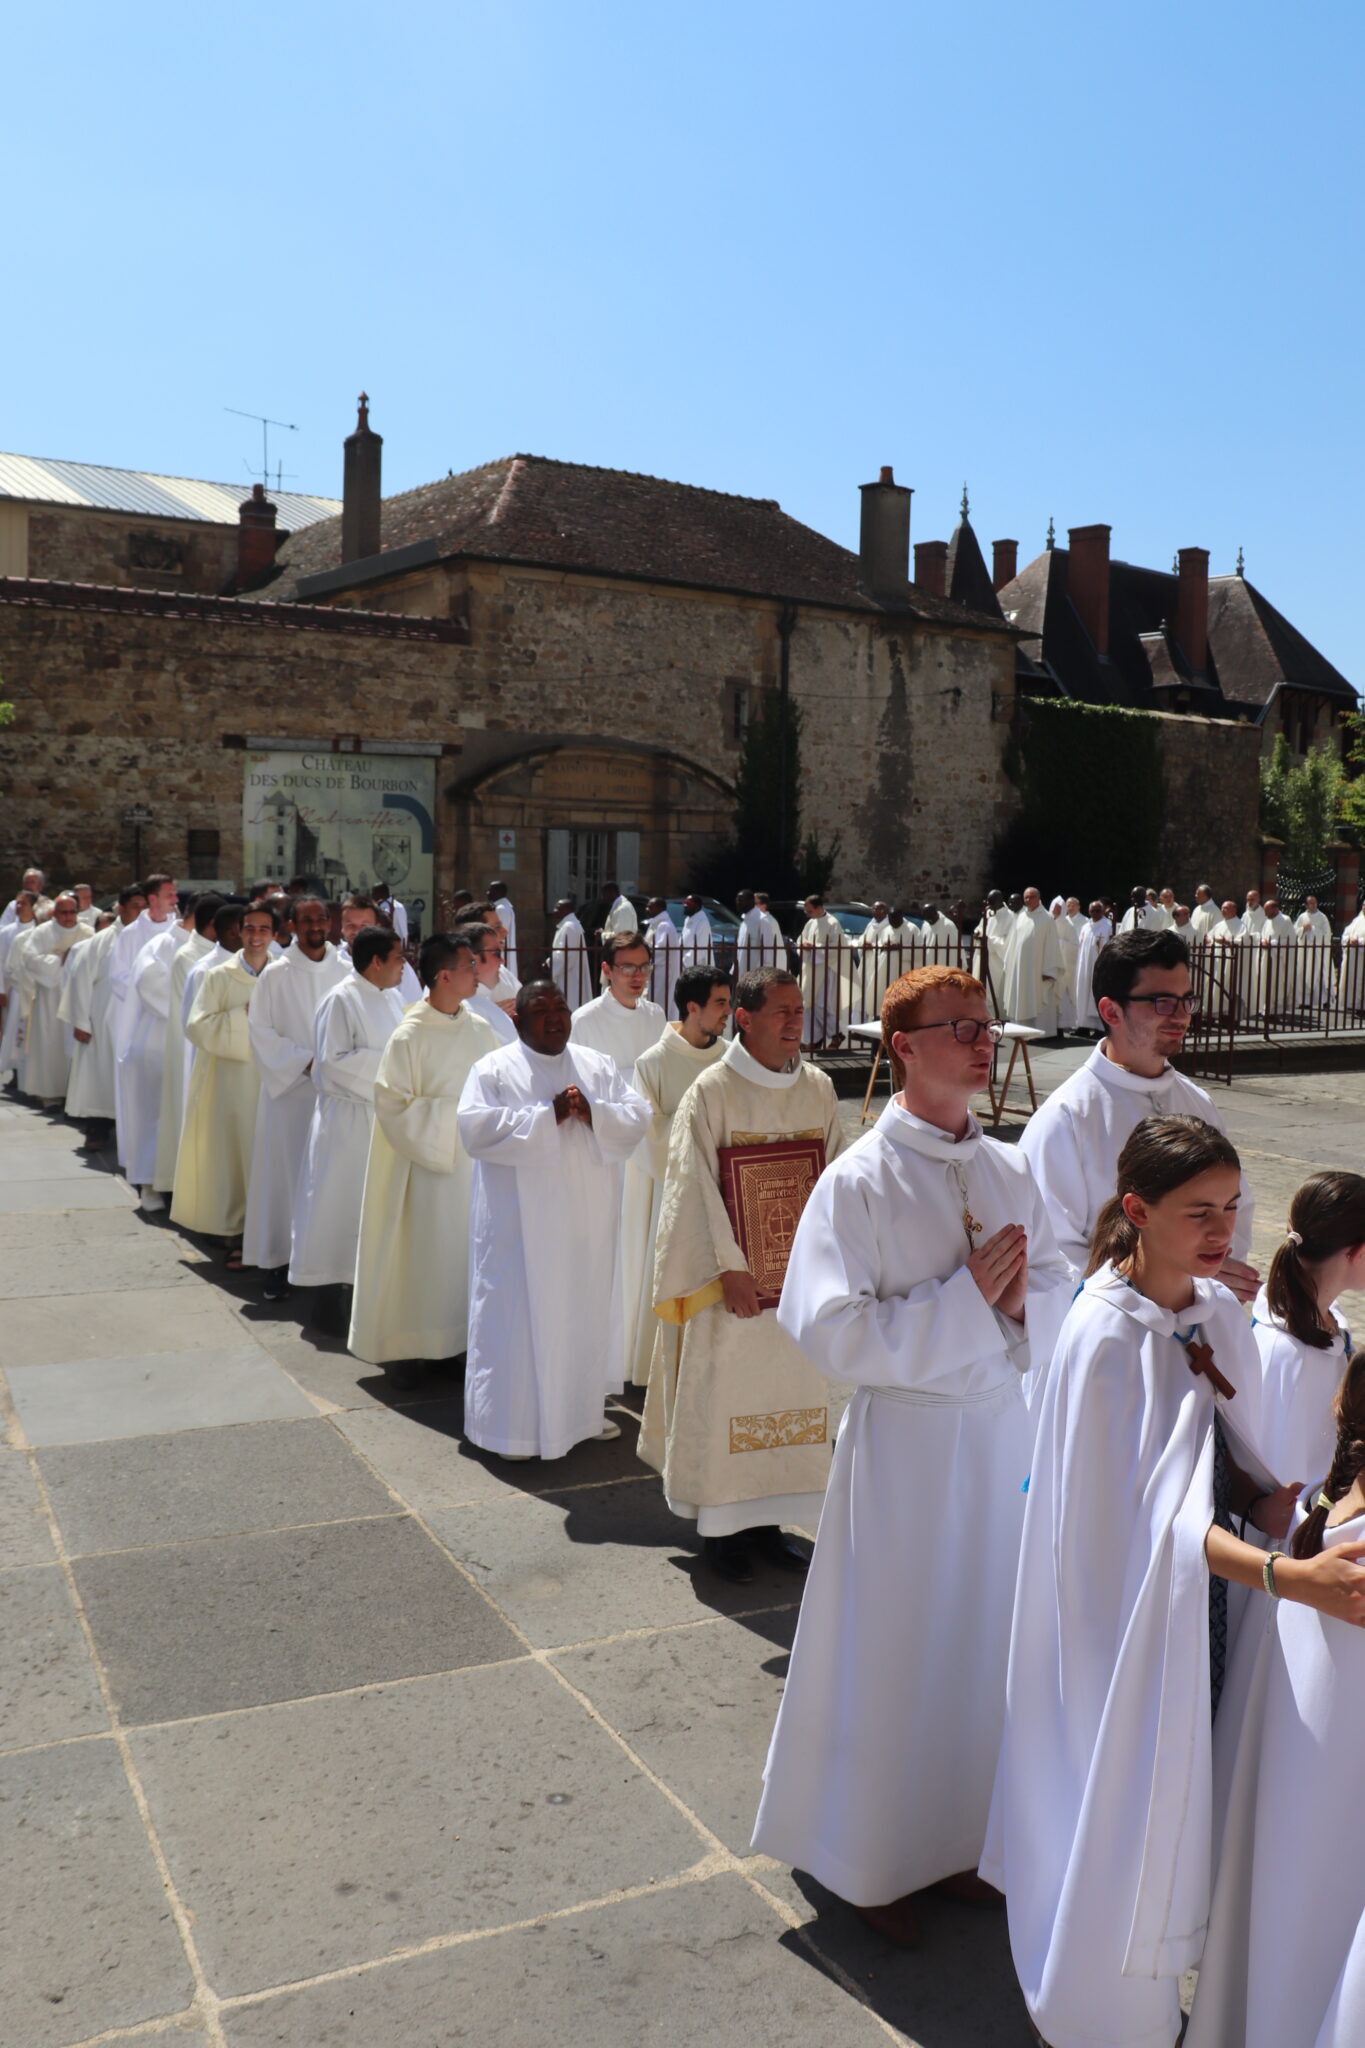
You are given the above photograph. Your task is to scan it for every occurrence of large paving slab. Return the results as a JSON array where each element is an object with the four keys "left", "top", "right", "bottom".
[
  {"left": 6, "top": 1346, "right": 318, "bottom": 1445},
  {"left": 553, "top": 1609, "right": 796, "bottom": 1855},
  {"left": 0, "top": 1206, "right": 207, "bottom": 1298},
  {"left": 0, "top": 1448, "right": 57, "bottom": 1565},
  {"left": 426, "top": 1481, "right": 805, "bottom": 1649},
  {"left": 38, "top": 1418, "right": 399, "bottom": 1557},
  {"left": 132, "top": 1662, "right": 706, "bottom": 1997},
  {"left": 219, "top": 1872, "right": 892, "bottom": 2048},
  {"left": 0, "top": 1139, "right": 115, "bottom": 1179},
  {"left": 0, "top": 1562, "right": 108, "bottom": 1751},
  {"left": 0, "top": 1282, "right": 252, "bottom": 1368},
  {"left": 75, "top": 1513, "right": 522, "bottom": 1723},
  {"left": 0, "top": 1174, "right": 136, "bottom": 1211},
  {"left": 0, "top": 1739, "right": 194, "bottom": 2046}
]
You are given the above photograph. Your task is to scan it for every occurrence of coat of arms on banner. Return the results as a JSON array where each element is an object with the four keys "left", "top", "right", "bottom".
[{"left": 371, "top": 824, "right": 413, "bottom": 891}]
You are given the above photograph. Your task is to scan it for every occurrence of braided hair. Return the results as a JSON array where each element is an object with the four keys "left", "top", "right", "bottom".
[
  {"left": 1291, "top": 1349, "right": 1365, "bottom": 1560},
  {"left": 1266, "top": 1171, "right": 1365, "bottom": 1350}
]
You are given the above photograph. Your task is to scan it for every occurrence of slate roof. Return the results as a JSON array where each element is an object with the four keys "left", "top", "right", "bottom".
[
  {"left": 998, "top": 547, "right": 1354, "bottom": 713},
  {"left": 945, "top": 512, "right": 1003, "bottom": 619},
  {"left": 254, "top": 454, "right": 1011, "bottom": 631}
]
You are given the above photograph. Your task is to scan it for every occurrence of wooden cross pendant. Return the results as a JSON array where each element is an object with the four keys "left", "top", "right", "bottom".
[{"left": 1186, "top": 1338, "right": 1236, "bottom": 1401}]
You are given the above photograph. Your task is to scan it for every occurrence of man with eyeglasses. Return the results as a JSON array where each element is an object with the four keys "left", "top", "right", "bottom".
[
  {"left": 754, "top": 964, "right": 1072, "bottom": 1945},
  {"left": 1018, "top": 929, "right": 1257, "bottom": 1297},
  {"left": 571, "top": 932, "right": 667, "bottom": 1384}
]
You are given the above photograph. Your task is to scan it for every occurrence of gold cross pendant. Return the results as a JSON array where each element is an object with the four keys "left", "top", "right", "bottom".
[{"left": 962, "top": 1206, "right": 984, "bottom": 1244}]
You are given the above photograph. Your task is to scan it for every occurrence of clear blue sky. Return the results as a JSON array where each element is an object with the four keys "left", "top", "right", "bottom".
[{"left": 7, "top": 0, "right": 1362, "bottom": 680}]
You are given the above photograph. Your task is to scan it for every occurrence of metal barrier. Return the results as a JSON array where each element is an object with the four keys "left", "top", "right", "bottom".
[{"left": 1184, "top": 936, "right": 1365, "bottom": 1082}]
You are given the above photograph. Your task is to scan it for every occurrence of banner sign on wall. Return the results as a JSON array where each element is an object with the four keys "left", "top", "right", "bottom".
[{"left": 242, "top": 751, "right": 436, "bottom": 934}]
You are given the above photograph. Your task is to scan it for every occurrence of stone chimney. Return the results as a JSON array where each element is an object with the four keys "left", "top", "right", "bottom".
[
  {"left": 342, "top": 392, "right": 383, "bottom": 565},
  {"left": 1175, "top": 546, "right": 1209, "bottom": 674},
  {"left": 236, "top": 483, "right": 278, "bottom": 587},
  {"left": 992, "top": 539, "right": 1018, "bottom": 592},
  {"left": 1067, "top": 523, "right": 1111, "bottom": 657},
  {"left": 913, "top": 540, "right": 948, "bottom": 598},
  {"left": 859, "top": 465, "right": 912, "bottom": 602}
]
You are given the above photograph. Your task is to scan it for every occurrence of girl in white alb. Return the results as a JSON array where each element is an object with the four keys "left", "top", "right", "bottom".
[
  {"left": 1186, "top": 1346, "right": 1365, "bottom": 2048},
  {"left": 1251, "top": 1170, "right": 1365, "bottom": 1486},
  {"left": 983, "top": 1113, "right": 1365, "bottom": 2048}
]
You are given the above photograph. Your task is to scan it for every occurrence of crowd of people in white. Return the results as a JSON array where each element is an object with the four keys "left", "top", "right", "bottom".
[{"left": 5, "top": 860, "right": 1365, "bottom": 2046}]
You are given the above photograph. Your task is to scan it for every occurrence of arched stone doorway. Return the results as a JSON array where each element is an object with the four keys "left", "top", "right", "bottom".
[{"left": 447, "top": 739, "right": 734, "bottom": 954}]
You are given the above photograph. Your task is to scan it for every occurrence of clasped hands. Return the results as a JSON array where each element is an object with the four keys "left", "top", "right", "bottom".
[
  {"left": 553, "top": 1085, "right": 593, "bottom": 1128},
  {"left": 969, "top": 1223, "right": 1028, "bottom": 1324}
]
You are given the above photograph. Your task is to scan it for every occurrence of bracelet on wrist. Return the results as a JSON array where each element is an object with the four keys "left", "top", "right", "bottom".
[{"left": 1263, "top": 1551, "right": 1283, "bottom": 1601}]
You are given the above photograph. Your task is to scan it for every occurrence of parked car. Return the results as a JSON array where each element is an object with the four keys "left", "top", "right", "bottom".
[{"left": 575, "top": 893, "right": 743, "bottom": 973}]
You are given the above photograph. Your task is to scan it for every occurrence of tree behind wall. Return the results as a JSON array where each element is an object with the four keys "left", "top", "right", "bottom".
[
  {"left": 691, "top": 690, "right": 839, "bottom": 901},
  {"left": 1264, "top": 731, "right": 1348, "bottom": 866},
  {"left": 993, "top": 697, "right": 1165, "bottom": 902}
]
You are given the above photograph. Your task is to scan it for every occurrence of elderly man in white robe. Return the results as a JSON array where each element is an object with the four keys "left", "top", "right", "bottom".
[
  {"left": 680, "top": 893, "right": 714, "bottom": 969},
  {"left": 642, "top": 897, "right": 682, "bottom": 1010},
  {"left": 0, "top": 902, "right": 45, "bottom": 1091},
  {"left": 2, "top": 868, "right": 52, "bottom": 930},
  {"left": 458, "top": 980, "right": 650, "bottom": 1458},
  {"left": 1071, "top": 900, "right": 1110, "bottom": 1034},
  {"left": 1019, "top": 927, "right": 1257, "bottom": 1302},
  {"left": 1002, "top": 885, "right": 1063, "bottom": 1033},
  {"left": 1256, "top": 893, "right": 1298, "bottom": 1021},
  {"left": 571, "top": 931, "right": 666, "bottom": 1385},
  {"left": 550, "top": 898, "right": 592, "bottom": 1010},
  {"left": 61, "top": 885, "right": 144, "bottom": 1140},
  {"left": 291, "top": 925, "right": 406, "bottom": 1313},
  {"left": 151, "top": 895, "right": 221, "bottom": 1195},
  {"left": 348, "top": 933, "right": 495, "bottom": 1386},
  {"left": 640, "top": 966, "right": 846, "bottom": 1581},
  {"left": 24, "top": 894, "right": 93, "bottom": 1104},
  {"left": 1189, "top": 882, "right": 1220, "bottom": 938},
  {"left": 1049, "top": 895, "right": 1081, "bottom": 1032},
  {"left": 753, "top": 963, "right": 1073, "bottom": 1944},
  {"left": 172, "top": 902, "right": 268, "bottom": 1252},
  {"left": 629, "top": 965, "right": 730, "bottom": 1386},
  {"left": 797, "top": 893, "right": 850, "bottom": 1049},
  {"left": 735, "top": 890, "right": 786, "bottom": 977},
  {"left": 242, "top": 895, "right": 348, "bottom": 1296},
  {"left": 118, "top": 895, "right": 192, "bottom": 1210},
  {"left": 1294, "top": 890, "right": 1334, "bottom": 1014}
]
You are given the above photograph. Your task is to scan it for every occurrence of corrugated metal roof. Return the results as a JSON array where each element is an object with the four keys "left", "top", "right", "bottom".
[{"left": 0, "top": 452, "right": 339, "bottom": 530}]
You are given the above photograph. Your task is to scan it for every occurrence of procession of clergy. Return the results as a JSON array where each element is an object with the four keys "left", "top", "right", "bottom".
[{"left": 6, "top": 860, "right": 1365, "bottom": 2048}]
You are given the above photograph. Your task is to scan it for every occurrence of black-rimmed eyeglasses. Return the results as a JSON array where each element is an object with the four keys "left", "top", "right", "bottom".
[
  {"left": 899, "top": 1018, "right": 1006, "bottom": 1046},
  {"left": 1125, "top": 994, "right": 1201, "bottom": 1018}
]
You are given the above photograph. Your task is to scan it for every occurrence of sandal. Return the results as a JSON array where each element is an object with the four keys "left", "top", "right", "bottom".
[{"left": 224, "top": 1247, "right": 245, "bottom": 1271}]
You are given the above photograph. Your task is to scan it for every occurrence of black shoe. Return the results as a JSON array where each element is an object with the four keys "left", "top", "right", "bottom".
[
  {"left": 748, "top": 1524, "right": 812, "bottom": 1572},
  {"left": 703, "top": 1535, "right": 755, "bottom": 1584},
  {"left": 262, "top": 1266, "right": 291, "bottom": 1301},
  {"left": 383, "top": 1360, "right": 426, "bottom": 1394}
]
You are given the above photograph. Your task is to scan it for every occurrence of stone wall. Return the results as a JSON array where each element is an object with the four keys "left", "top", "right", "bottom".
[
  {"left": 1153, "top": 711, "right": 1263, "bottom": 899},
  {"left": 0, "top": 561, "right": 1018, "bottom": 948},
  {"left": 25, "top": 506, "right": 241, "bottom": 594}
]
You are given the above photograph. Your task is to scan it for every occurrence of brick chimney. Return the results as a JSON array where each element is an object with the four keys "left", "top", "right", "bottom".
[
  {"left": 913, "top": 540, "right": 948, "bottom": 598},
  {"left": 859, "top": 465, "right": 912, "bottom": 602},
  {"left": 992, "top": 539, "right": 1018, "bottom": 592},
  {"left": 1067, "top": 523, "right": 1111, "bottom": 657},
  {"left": 342, "top": 392, "right": 383, "bottom": 565},
  {"left": 1175, "top": 546, "right": 1209, "bottom": 674},
  {"left": 236, "top": 484, "right": 278, "bottom": 587}
]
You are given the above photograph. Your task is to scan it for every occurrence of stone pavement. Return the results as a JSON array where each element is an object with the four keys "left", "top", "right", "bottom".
[{"left": 3, "top": 1059, "right": 1364, "bottom": 2048}]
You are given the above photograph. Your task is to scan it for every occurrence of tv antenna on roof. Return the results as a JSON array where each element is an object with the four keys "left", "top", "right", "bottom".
[{"left": 225, "top": 407, "right": 299, "bottom": 494}]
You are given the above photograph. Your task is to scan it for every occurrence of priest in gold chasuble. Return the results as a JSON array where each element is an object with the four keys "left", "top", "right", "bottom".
[{"left": 640, "top": 967, "right": 846, "bottom": 1583}]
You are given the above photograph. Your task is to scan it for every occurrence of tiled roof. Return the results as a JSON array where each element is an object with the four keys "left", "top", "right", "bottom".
[
  {"left": 256, "top": 454, "right": 1011, "bottom": 630},
  {"left": 998, "top": 548, "right": 1355, "bottom": 712},
  {"left": 0, "top": 452, "right": 338, "bottom": 531},
  {"left": 0, "top": 577, "right": 464, "bottom": 642}
]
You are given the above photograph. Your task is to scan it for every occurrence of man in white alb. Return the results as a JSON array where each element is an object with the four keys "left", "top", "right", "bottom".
[
  {"left": 643, "top": 897, "right": 681, "bottom": 1010},
  {"left": 339, "top": 894, "right": 421, "bottom": 1005},
  {"left": 242, "top": 895, "right": 348, "bottom": 1296},
  {"left": 797, "top": 894, "right": 849, "bottom": 1048},
  {"left": 974, "top": 891, "right": 1014, "bottom": 1015},
  {"left": 571, "top": 931, "right": 666, "bottom": 1384},
  {"left": 550, "top": 898, "right": 592, "bottom": 1009},
  {"left": 1117, "top": 885, "right": 1164, "bottom": 934},
  {"left": 152, "top": 895, "right": 222, "bottom": 1196},
  {"left": 62, "top": 885, "right": 144, "bottom": 1143},
  {"left": 458, "top": 981, "right": 650, "bottom": 1458},
  {"left": 601, "top": 882, "right": 639, "bottom": 939},
  {"left": 629, "top": 964, "right": 730, "bottom": 1385},
  {"left": 119, "top": 891, "right": 192, "bottom": 1209},
  {"left": 464, "top": 920, "right": 517, "bottom": 1044},
  {"left": 1, "top": 868, "right": 52, "bottom": 928},
  {"left": 1018, "top": 927, "right": 1257, "bottom": 1296},
  {"left": 753, "top": 963, "right": 1073, "bottom": 1944},
  {"left": 172, "top": 902, "right": 271, "bottom": 1250},
  {"left": 1189, "top": 882, "right": 1220, "bottom": 939},
  {"left": 110, "top": 872, "right": 179, "bottom": 1185},
  {"left": 487, "top": 881, "right": 518, "bottom": 980},
  {"left": 640, "top": 967, "right": 846, "bottom": 1581},
  {"left": 349, "top": 932, "right": 495, "bottom": 1387},
  {"left": 735, "top": 890, "right": 786, "bottom": 976},
  {"left": 1002, "top": 886, "right": 1062, "bottom": 1032},
  {"left": 24, "top": 893, "right": 92, "bottom": 1104},
  {"left": 680, "top": 894, "right": 714, "bottom": 970},
  {"left": 290, "top": 925, "right": 406, "bottom": 1304},
  {"left": 1295, "top": 891, "right": 1333, "bottom": 1013}
]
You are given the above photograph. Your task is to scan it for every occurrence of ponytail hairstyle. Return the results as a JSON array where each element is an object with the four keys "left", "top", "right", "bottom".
[
  {"left": 1291, "top": 1349, "right": 1365, "bottom": 1559},
  {"left": 1266, "top": 1171, "right": 1365, "bottom": 1351},
  {"left": 1086, "top": 1113, "right": 1242, "bottom": 1277}
]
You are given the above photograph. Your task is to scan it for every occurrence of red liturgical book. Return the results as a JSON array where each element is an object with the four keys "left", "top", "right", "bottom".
[{"left": 717, "top": 1138, "right": 827, "bottom": 1309}]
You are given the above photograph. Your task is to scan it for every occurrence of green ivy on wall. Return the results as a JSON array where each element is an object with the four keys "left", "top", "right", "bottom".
[{"left": 994, "top": 696, "right": 1166, "bottom": 901}]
